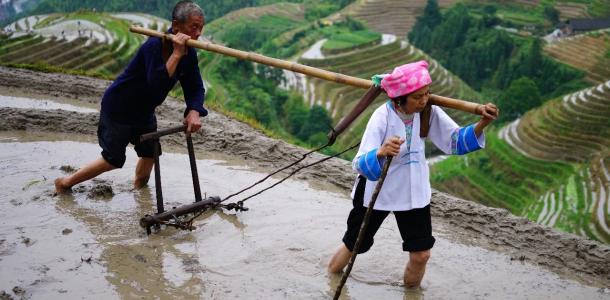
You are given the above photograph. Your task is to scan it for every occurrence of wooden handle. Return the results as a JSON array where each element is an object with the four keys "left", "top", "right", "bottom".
[{"left": 129, "top": 26, "right": 482, "bottom": 116}]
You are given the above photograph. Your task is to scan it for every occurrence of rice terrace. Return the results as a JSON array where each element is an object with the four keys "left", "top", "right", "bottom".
[{"left": 0, "top": 0, "right": 609, "bottom": 299}]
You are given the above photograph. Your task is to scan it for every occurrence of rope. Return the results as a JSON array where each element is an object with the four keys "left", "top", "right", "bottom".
[
  {"left": 333, "top": 156, "right": 393, "bottom": 300},
  {"left": 225, "top": 142, "right": 360, "bottom": 205},
  {"left": 222, "top": 142, "right": 331, "bottom": 202}
]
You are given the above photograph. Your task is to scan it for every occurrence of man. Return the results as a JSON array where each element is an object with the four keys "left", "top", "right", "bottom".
[{"left": 55, "top": 1, "right": 207, "bottom": 194}]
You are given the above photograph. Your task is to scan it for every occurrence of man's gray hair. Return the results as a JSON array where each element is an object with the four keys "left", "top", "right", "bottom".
[{"left": 172, "top": 1, "right": 205, "bottom": 23}]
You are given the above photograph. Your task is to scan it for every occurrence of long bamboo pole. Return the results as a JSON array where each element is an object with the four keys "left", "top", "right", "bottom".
[{"left": 129, "top": 26, "right": 483, "bottom": 116}]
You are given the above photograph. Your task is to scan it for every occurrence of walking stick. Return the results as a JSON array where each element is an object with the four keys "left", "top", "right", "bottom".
[{"left": 333, "top": 155, "right": 393, "bottom": 300}]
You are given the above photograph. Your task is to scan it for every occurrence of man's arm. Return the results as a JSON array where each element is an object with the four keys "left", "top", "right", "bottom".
[{"left": 166, "top": 33, "right": 190, "bottom": 77}]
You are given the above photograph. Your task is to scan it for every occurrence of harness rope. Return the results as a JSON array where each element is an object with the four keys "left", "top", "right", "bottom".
[{"left": 220, "top": 141, "right": 361, "bottom": 207}]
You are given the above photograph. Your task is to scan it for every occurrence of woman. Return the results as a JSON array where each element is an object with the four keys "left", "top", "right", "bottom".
[{"left": 327, "top": 60, "right": 498, "bottom": 288}]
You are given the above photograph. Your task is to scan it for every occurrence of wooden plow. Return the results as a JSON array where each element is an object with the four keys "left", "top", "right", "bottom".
[{"left": 138, "top": 125, "right": 247, "bottom": 235}]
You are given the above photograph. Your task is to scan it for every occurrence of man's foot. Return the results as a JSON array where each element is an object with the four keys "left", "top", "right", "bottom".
[
  {"left": 133, "top": 176, "right": 150, "bottom": 189},
  {"left": 54, "top": 177, "right": 71, "bottom": 195}
]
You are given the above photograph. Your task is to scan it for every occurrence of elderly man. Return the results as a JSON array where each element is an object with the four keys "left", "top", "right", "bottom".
[{"left": 55, "top": 1, "right": 207, "bottom": 193}]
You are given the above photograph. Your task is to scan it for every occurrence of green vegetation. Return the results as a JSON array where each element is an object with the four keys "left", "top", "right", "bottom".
[
  {"left": 432, "top": 130, "right": 576, "bottom": 211},
  {"left": 197, "top": 3, "right": 346, "bottom": 149},
  {"left": 321, "top": 30, "right": 380, "bottom": 54},
  {"left": 0, "top": 12, "right": 150, "bottom": 78},
  {"left": 18, "top": 0, "right": 353, "bottom": 23},
  {"left": 409, "top": 2, "right": 586, "bottom": 124}
]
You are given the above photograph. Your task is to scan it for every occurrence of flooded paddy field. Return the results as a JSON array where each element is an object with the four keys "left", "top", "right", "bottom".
[{"left": 0, "top": 67, "right": 608, "bottom": 299}]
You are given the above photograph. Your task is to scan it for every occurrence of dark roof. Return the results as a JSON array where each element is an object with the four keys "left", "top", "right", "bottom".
[{"left": 568, "top": 17, "right": 610, "bottom": 31}]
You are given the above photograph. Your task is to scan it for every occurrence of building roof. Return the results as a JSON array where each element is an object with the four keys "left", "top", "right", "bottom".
[{"left": 564, "top": 17, "right": 610, "bottom": 31}]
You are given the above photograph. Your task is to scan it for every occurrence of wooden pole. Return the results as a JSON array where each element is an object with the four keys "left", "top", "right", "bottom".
[
  {"left": 333, "top": 156, "right": 393, "bottom": 300},
  {"left": 129, "top": 26, "right": 483, "bottom": 116}
]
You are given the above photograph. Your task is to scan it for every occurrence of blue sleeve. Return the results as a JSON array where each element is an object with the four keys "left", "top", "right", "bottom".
[
  {"left": 141, "top": 38, "right": 173, "bottom": 95},
  {"left": 355, "top": 148, "right": 384, "bottom": 181},
  {"left": 452, "top": 124, "right": 484, "bottom": 155},
  {"left": 180, "top": 49, "right": 208, "bottom": 117}
]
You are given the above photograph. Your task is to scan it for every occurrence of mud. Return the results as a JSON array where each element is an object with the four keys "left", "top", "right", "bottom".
[{"left": 0, "top": 66, "right": 609, "bottom": 298}]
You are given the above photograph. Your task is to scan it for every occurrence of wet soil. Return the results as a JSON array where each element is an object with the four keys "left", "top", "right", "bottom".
[{"left": 0, "top": 66, "right": 609, "bottom": 299}]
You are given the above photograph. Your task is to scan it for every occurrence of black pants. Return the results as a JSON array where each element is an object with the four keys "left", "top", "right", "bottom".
[
  {"left": 97, "top": 113, "right": 160, "bottom": 168},
  {"left": 342, "top": 176, "right": 435, "bottom": 253}
]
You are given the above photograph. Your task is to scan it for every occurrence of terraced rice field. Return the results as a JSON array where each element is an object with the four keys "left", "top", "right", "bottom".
[
  {"left": 556, "top": 2, "right": 590, "bottom": 18},
  {"left": 204, "top": 2, "right": 305, "bottom": 39},
  {"left": 1, "top": 12, "right": 168, "bottom": 77},
  {"left": 493, "top": 80, "right": 610, "bottom": 242},
  {"left": 544, "top": 30, "right": 610, "bottom": 84},
  {"left": 342, "top": 0, "right": 456, "bottom": 38}
]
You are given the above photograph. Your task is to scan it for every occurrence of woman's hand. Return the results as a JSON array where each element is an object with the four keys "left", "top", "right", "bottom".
[
  {"left": 478, "top": 103, "right": 499, "bottom": 124},
  {"left": 475, "top": 103, "right": 499, "bottom": 136},
  {"left": 377, "top": 136, "right": 404, "bottom": 158}
]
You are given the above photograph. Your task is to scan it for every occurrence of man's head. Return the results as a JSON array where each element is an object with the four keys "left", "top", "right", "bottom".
[{"left": 172, "top": 1, "right": 205, "bottom": 40}]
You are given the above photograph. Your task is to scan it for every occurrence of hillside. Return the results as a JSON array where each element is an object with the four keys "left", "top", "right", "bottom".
[
  {"left": 433, "top": 80, "right": 610, "bottom": 242},
  {"left": 342, "top": 0, "right": 456, "bottom": 38},
  {"left": 1, "top": 11, "right": 168, "bottom": 77},
  {"left": 544, "top": 30, "right": 610, "bottom": 84}
]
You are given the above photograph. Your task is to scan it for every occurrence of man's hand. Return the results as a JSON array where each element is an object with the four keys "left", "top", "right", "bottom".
[
  {"left": 377, "top": 136, "right": 404, "bottom": 158},
  {"left": 171, "top": 32, "right": 191, "bottom": 59},
  {"left": 183, "top": 110, "right": 201, "bottom": 134},
  {"left": 166, "top": 33, "right": 191, "bottom": 77}
]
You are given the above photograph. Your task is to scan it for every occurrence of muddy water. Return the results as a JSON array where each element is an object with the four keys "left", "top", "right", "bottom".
[
  {"left": 0, "top": 95, "right": 98, "bottom": 113},
  {"left": 0, "top": 133, "right": 607, "bottom": 300}
]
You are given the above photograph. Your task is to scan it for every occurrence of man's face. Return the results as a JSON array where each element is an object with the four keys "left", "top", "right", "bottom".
[{"left": 173, "top": 14, "right": 204, "bottom": 40}]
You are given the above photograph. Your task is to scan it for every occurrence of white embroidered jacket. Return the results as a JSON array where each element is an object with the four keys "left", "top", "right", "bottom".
[{"left": 351, "top": 102, "right": 485, "bottom": 211}]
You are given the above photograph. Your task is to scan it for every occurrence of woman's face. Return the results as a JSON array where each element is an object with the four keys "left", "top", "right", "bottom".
[
  {"left": 401, "top": 85, "right": 430, "bottom": 114},
  {"left": 173, "top": 14, "right": 204, "bottom": 40}
]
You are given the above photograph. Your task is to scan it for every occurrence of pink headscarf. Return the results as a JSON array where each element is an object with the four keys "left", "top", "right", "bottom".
[{"left": 380, "top": 60, "right": 432, "bottom": 98}]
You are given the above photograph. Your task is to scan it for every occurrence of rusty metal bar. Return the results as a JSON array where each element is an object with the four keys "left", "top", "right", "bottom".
[
  {"left": 186, "top": 133, "right": 203, "bottom": 202},
  {"left": 153, "top": 139, "right": 164, "bottom": 214},
  {"left": 140, "top": 196, "right": 221, "bottom": 231},
  {"left": 141, "top": 125, "right": 186, "bottom": 142}
]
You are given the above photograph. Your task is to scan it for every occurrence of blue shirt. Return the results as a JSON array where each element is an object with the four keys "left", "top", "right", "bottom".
[{"left": 101, "top": 31, "right": 207, "bottom": 124}]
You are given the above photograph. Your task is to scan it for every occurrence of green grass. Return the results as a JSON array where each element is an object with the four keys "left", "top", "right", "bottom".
[
  {"left": 321, "top": 30, "right": 380, "bottom": 53},
  {"left": 432, "top": 129, "right": 576, "bottom": 212}
]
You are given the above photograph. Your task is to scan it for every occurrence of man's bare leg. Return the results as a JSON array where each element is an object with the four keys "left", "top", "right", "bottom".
[
  {"left": 328, "top": 244, "right": 352, "bottom": 273},
  {"left": 404, "top": 250, "right": 430, "bottom": 288},
  {"left": 134, "top": 157, "right": 154, "bottom": 188},
  {"left": 55, "top": 157, "right": 116, "bottom": 194}
]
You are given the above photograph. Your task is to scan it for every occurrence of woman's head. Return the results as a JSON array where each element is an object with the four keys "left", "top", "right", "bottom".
[
  {"left": 172, "top": 1, "right": 205, "bottom": 40},
  {"left": 381, "top": 60, "right": 432, "bottom": 113},
  {"left": 392, "top": 85, "right": 430, "bottom": 114}
]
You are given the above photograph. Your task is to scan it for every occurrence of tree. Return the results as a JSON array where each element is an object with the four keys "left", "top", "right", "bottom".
[
  {"left": 422, "top": 0, "right": 442, "bottom": 29},
  {"left": 282, "top": 93, "right": 308, "bottom": 136},
  {"left": 408, "top": 0, "right": 442, "bottom": 44},
  {"left": 297, "top": 105, "right": 332, "bottom": 141},
  {"left": 498, "top": 77, "right": 541, "bottom": 122},
  {"left": 543, "top": 5, "right": 560, "bottom": 25}
]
